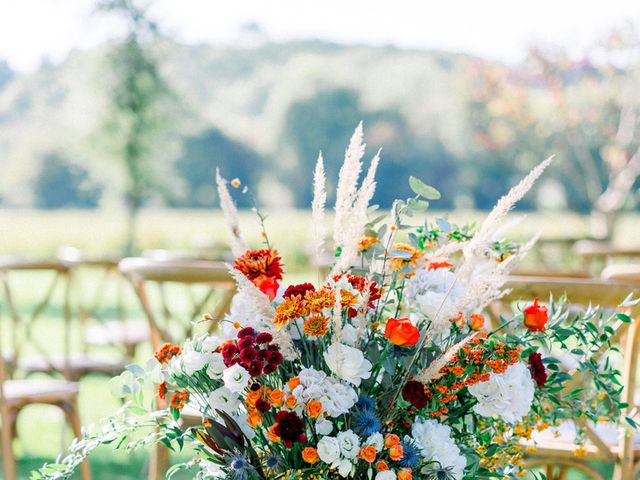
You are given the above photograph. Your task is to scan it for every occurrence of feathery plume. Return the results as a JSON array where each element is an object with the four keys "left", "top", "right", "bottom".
[
  {"left": 216, "top": 169, "right": 247, "bottom": 257},
  {"left": 416, "top": 335, "right": 476, "bottom": 384},
  {"left": 331, "top": 288, "right": 343, "bottom": 344},
  {"left": 334, "top": 122, "right": 365, "bottom": 248},
  {"left": 227, "top": 265, "right": 275, "bottom": 321},
  {"left": 311, "top": 152, "right": 327, "bottom": 266}
]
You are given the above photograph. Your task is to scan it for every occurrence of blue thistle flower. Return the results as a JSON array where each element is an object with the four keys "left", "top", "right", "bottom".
[
  {"left": 355, "top": 395, "right": 375, "bottom": 411},
  {"left": 399, "top": 440, "right": 419, "bottom": 468},
  {"left": 229, "top": 455, "right": 251, "bottom": 480},
  {"left": 265, "top": 455, "right": 280, "bottom": 469},
  {"left": 352, "top": 408, "right": 381, "bottom": 436}
]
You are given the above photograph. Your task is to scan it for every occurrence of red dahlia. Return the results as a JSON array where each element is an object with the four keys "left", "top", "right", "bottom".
[
  {"left": 234, "top": 249, "right": 283, "bottom": 281},
  {"left": 402, "top": 380, "right": 428, "bottom": 410},
  {"left": 528, "top": 352, "right": 548, "bottom": 388},
  {"left": 274, "top": 411, "right": 307, "bottom": 447},
  {"left": 284, "top": 283, "right": 316, "bottom": 299}
]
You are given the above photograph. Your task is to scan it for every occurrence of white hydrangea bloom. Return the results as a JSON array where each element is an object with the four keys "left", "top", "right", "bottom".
[
  {"left": 323, "top": 343, "right": 372, "bottom": 386},
  {"left": 468, "top": 361, "right": 535, "bottom": 423},
  {"left": 292, "top": 368, "right": 358, "bottom": 417},
  {"left": 411, "top": 418, "right": 466, "bottom": 480},
  {"left": 405, "top": 269, "right": 464, "bottom": 337}
]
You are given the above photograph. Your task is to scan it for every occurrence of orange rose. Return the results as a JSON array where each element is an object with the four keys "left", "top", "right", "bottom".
[
  {"left": 359, "top": 445, "right": 377, "bottom": 463},
  {"left": 287, "top": 377, "right": 301, "bottom": 390},
  {"left": 302, "top": 447, "right": 319, "bottom": 464},
  {"left": 389, "top": 444, "right": 404, "bottom": 461},
  {"left": 306, "top": 400, "right": 323, "bottom": 419},
  {"left": 469, "top": 313, "right": 485, "bottom": 330},
  {"left": 267, "top": 423, "right": 281, "bottom": 442},
  {"left": 269, "top": 389, "right": 285, "bottom": 407},
  {"left": 398, "top": 468, "right": 413, "bottom": 480},
  {"left": 247, "top": 410, "right": 262, "bottom": 428},
  {"left": 375, "top": 460, "right": 389, "bottom": 471},
  {"left": 385, "top": 317, "right": 420, "bottom": 347},
  {"left": 523, "top": 298, "right": 548, "bottom": 332},
  {"left": 285, "top": 395, "right": 297, "bottom": 409},
  {"left": 384, "top": 433, "right": 400, "bottom": 448},
  {"left": 245, "top": 389, "right": 262, "bottom": 407}
]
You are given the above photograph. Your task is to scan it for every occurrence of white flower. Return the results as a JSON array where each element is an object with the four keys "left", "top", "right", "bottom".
[
  {"left": 222, "top": 364, "right": 250, "bottom": 393},
  {"left": 337, "top": 429, "right": 361, "bottom": 459},
  {"left": 317, "top": 436, "right": 341, "bottom": 467},
  {"left": 405, "top": 268, "right": 464, "bottom": 328},
  {"left": 208, "top": 386, "right": 240, "bottom": 414},
  {"left": 201, "top": 335, "right": 221, "bottom": 352},
  {"left": 207, "top": 353, "right": 226, "bottom": 379},
  {"left": 341, "top": 324, "right": 358, "bottom": 346},
  {"left": 183, "top": 350, "right": 210, "bottom": 375},
  {"left": 220, "top": 291, "right": 271, "bottom": 340},
  {"left": 365, "top": 432, "right": 384, "bottom": 452},
  {"left": 316, "top": 418, "right": 334, "bottom": 436},
  {"left": 324, "top": 343, "right": 372, "bottom": 386},
  {"left": 338, "top": 458, "right": 353, "bottom": 477},
  {"left": 375, "top": 471, "right": 396, "bottom": 480},
  {"left": 411, "top": 418, "right": 466, "bottom": 480},
  {"left": 292, "top": 368, "right": 358, "bottom": 417},
  {"left": 468, "top": 361, "right": 535, "bottom": 423}
]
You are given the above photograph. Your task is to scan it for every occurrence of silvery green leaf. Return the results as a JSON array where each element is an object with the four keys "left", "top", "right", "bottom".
[{"left": 409, "top": 176, "right": 441, "bottom": 200}]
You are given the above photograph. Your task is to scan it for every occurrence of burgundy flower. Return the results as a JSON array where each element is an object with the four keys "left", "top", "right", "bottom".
[
  {"left": 402, "top": 380, "right": 428, "bottom": 410},
  {"left": 238, "top": 337, "right": 255, "bottom": 350},
  {"left": 255, "top": 398, "right": 271, "bottom": 413},
  {"left": 528, "top": 352, "right": 548, "bottom": 388},
  {"left": 284, "top": 283, "right": 316, "bottom": 299},
  {"left": 268, "top": 351, "right": 283, "bottom": 366},
  {"left": 263, "top": 363, "right": 277, "bottom": 375},
  {"left": 221, "top": 343, "right": 238, "bottom": 360},
  {"left": 274, "top": 411, "right": 306, "bottom": 448},
  {"left": 250, "top": 383, "right": 261, "bottom": 391},
  {"left": 255, "top": 332, "right": 273, "bottom": 344},
  {"left": 238, "top": 327, "right": 255, "bottom": 338},
  {"left": 240, "top": 347, "right": 258, "bottom": 363},
  {"left": 248, "top": 361, "right": 264, "bottom": 377}
]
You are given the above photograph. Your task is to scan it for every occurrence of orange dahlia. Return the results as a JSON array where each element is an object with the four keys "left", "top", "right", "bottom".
[
  {"left": 303, "top": 315, "right": 329, "bottom": 337},
  {"left": 234, "top": 249, "right": 283, "bottom": 281}
]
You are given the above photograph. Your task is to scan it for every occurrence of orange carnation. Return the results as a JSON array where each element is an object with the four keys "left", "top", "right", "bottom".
[
  {"left": 302, "top": 447, "right": 319, "bottom": 464},
  {"left": 384, "top": 433, "right": 400, "bottom": 448},
  {"left": 398, "top": 468, "right": 413, "bottom": 480},
  {"left": 389, "top": 444, "right": 404, "bottom": 461},
  {"left": 306, "top": 400, "right": 323, "bottom": 419},
  {"left": 469, "top": 313, "right": 485, "bottom": 330},
  {"left": 359, "top": 445, "right": 377, "bottom": 463},
  {"left": 385, "top": 317, "right": 420, "bottom": 347},
  {"left": 269, "top": 389, "right": 285, "bottom": 407}
]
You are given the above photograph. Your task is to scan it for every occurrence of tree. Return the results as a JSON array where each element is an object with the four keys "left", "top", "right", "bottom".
[
  {"left": 174, "top": 128, "right": 263, "bottom": 208},
  {"left": 34, "top": 153, "right": 102, "bottom": 208},
  {"left": 97, "top": 0, "right": 172, "bottom": 254}
]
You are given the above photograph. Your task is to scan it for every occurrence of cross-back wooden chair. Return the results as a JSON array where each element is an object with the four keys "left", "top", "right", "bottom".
[
  {"left": 0, "top": 257, "right": 126, "bottom": 381},
  {"left": 0, "top": 259, "right": 91, "bottom": 479},
  {"left": 490, "top": 275, "right": 640, "bottom": 480},
  {"left": 118, "top": 257, "right": 236, "bottom": 480},
  {"left": 58, "top": 248, "right": 149, "bottom": 361}
]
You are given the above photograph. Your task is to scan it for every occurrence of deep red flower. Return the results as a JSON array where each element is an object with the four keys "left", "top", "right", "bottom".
[
  {"left": 240, "top": 347, "right": 258, "bottom": 363},
  {"left": 274, "top": 411, "right": 306, "bottom": 447},
  {"left": 255, "top": 332, "right": 273, "bottom": 344},
  {"left": 528, "top": 352, "right": 548, "bottom": 388},
  {"left": 263, "top": 363, "right": 277, "bottom": 374},
  {"left": 238, "top": 336, "right": 255, "bottom": 350},
  {"left": 402, "top": 380, "right": 428, "bottom": 410},
  {"left": 523, "top": 298, "right": 548, "bottom": 332},
  {"left": 248, "top": 361, "right": 264, "bottom": 377},
  {"left": 284, "top": 283, "right": 316, "bottom": 299},
  {"left": 255, "top": 398, "right": 271, "bottom": 413},
  {"left": 268, "top": 350, "right": 283, "bottom": 366},
  {"left": 238, "top": 327, "right": 255, "bottom": 338},
  {"left": 221, "top": 343, "right": 238, "bottom": 361}
]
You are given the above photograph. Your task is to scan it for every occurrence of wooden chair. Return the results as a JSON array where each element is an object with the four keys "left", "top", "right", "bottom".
[
  {"left": 0, "top": 257, "right": 125, "bottom": 381},
  {"left": 57, "top": 248, "right": 149, "bottom": 361},
  {"left": 491, "top": 275, "right": 640, "bottom": 479},
  {"left": 575, "top": 240, "right": 640, "bottom": 273},
  {"left": 118, "top": 257, "right": 236, "bottom": 480},
  {"left": 0, "top": 264, "right": 91, "bottom": 479}
]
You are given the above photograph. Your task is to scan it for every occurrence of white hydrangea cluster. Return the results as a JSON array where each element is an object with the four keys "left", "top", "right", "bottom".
[
  {"left": 404, "top": 268, "right": 464, "bottom": 338},
  {"left": 467, "top": 361, "right": 535, "bottom": 423},
  {"left": 290, "top": 367, "right": 358, "bottom": 417},
  {"left": 410, "top": 418, "right": 466, "bottom": 480}
]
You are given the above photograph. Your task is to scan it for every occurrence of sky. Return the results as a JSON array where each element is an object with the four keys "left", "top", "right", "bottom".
[{"left": 1, "top": 0, "right": 640, "bottom": 73}]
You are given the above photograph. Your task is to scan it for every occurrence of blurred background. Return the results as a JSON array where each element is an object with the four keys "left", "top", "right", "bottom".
[{"left": 1, "top": 1, "right": 640, "bottom": 478}]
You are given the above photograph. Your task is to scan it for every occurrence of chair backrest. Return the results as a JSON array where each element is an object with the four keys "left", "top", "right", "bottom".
[
  {"left": 493, "top": 275, "right": 640, "bottom": 462},
  {"left": 0, "top": 257, "right": 73, "bottom": 380},
  {"left": 118, "top": 258, "right": 236, "bottom": 351}
]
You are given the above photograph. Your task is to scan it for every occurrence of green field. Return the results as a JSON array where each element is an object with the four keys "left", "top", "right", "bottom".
[{"left": 1, "top": 208, "right": 633, "bottom": 479}]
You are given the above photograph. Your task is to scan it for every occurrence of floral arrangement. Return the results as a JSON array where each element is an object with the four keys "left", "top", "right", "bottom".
[{"left": 36, "top": 125, "right": 632, "bottom": 480}]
